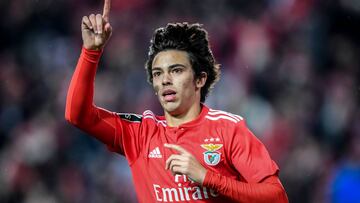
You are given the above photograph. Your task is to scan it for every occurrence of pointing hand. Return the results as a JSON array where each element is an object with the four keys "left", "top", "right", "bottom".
[
  {"left": 164, "top": 143, "right": 207, "bottom": 185},
  {"left": 81, "top": 0, "right": 112, "bottom": 50}
]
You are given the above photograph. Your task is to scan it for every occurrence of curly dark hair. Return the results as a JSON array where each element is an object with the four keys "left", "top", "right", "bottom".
[{"left": 145, "top": 22, "right": 220, "bottom": 103}]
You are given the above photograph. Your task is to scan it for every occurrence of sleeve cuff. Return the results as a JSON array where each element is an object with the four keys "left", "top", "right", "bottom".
[
  {"left": 203, "top": 170, "right": 219, "bottom": 188},
  {"left": 81, "top": 46, "right": 103, "bottom": 63}
]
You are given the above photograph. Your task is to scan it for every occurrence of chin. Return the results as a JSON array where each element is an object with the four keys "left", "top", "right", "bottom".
[{"left": 162, "top": 102, "right": 181, "bottom": 115}]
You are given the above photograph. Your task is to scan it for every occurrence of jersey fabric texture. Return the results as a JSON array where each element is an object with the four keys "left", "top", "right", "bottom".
[{"left": 65, "top": 47, "right": 288, "bottom": 203}]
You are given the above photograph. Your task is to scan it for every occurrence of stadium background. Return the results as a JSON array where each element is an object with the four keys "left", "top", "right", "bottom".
[{"left": 0, "top": 0, "right": 359, "bottom": 202}]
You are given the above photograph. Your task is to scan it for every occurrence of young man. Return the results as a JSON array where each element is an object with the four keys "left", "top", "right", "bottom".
[{"left": 65, "top": 0, "right": 288, "bottom": 202}]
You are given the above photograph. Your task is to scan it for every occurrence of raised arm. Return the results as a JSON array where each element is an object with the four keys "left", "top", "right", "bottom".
[{"left": 65, "top": 0, "right": 116, "bottom": 146}]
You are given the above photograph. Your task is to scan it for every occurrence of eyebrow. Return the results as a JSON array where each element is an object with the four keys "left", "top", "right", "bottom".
[{"left": 152, "top": 64, "right": 187, "bottom": 72}]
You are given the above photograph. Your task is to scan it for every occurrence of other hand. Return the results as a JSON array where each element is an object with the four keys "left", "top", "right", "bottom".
[{"left": 165, "top": 143, "right": 207, "bottom": 185}]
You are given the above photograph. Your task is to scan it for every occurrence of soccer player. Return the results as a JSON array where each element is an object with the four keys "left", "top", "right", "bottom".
[{"left": 65, "top": 0, "right": 289, "bottom": 202}]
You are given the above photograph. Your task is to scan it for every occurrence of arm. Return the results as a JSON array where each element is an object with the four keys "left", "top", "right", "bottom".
[
  {"left": 65, "top": 0, "right": 116, "bottom": 146},
  {"left": 200, "top": 120, "right": 288, "bottom": 202},
  {"left": 203, "top": 172, "right": 288, "bottom": 202},
  {"left": 65, "top": 48, "right": 117, "bottom": 146},
  {"left": 66, "top": 0, "right": 146, "bottom": 163},
  {"left": 164, "top": 140, "right": 288, "bottom": 202}
]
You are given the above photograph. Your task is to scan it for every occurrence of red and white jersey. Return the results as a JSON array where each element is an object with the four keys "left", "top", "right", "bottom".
[
  {"left": 108, "top": 105, "right": 278, "bottom": 203},
  {"left": 65, "top": 48, "right": 282, "bottom": 203}
]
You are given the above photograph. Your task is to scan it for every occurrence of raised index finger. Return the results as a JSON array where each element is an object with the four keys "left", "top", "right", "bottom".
[
  {"left": 102, "top": 0, "right": 111, "bottom": 22},
  {"left": 164, "top": 143, "right": 189, "bottom": 155}
]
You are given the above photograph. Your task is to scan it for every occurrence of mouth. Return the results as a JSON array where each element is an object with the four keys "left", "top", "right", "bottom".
[{"left": 162, "top": 89, "right": 177, "bottom": 102}]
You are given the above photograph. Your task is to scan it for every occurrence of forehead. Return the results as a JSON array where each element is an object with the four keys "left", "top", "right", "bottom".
[{"left": 152, "top": 50, "right": 191, "bottom": 69}]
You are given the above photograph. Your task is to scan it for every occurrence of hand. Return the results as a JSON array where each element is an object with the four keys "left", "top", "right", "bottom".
[
  {"left": 164, "top": 143, "right": 207, "bottom": 185},
  {"left": 81, "top": 0, "right": 112, "bottom": 50}
]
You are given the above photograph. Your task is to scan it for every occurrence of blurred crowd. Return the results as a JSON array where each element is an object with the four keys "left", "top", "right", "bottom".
[{"left": 1, "top": 0, "right": 359, "bottom": 202}]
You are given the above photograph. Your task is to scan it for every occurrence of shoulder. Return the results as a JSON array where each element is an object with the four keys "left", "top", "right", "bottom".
[
  {"left": 116, "top": 110, "right": 166, "bottom": 127},
  {"left": 116, "top": 110, "right": 167, "bottom": 127},
  {"left": 205, "top": 108, "right": 244, "bottom": 125},
  {"left": 116, "top": 112, "right": 143, "bottom": 122},
  {"left": 142, "top": 110, "right": 167, "bottom": 127}
]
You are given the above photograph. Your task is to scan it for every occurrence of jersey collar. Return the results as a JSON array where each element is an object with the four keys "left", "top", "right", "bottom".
[{"left": 162, "top": 103, "right": 209, "bottom": 128}]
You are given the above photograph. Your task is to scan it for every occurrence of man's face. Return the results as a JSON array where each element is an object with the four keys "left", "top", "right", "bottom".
[{"left": 151, "top": 50, "right": 203, "bottom": 115}]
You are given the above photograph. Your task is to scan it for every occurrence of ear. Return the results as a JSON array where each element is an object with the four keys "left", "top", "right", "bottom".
[{"left": 196, "top": 72, "right": 207, "bottom": 88}]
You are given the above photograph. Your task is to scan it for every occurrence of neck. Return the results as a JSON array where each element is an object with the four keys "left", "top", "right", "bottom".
[{"left": 164, "top": 103, "right": 202, "bottom": 127}]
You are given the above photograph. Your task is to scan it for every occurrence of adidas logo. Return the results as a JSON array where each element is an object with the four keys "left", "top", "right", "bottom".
[{"left": 148, "top": 147, "right": 162, "bottom": 158}]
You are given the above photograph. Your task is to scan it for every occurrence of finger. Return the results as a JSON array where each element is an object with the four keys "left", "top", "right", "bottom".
[
  {"left": 164, "top": 143, "right": 189, "bottom": 155},
  {"left": 165, "top": 154, "right": 184, "bottom": 170},
  {"left": 166, "top": 158, "right": 184, "bottom": 175},
  {"left": 96, "top": 14, "right": 103, "bottom": 34},
  {"left": 103, "top": 0, "right": 111, "bottom": 22},
  {"left": 82, "top": 16, "right": 92, "bottom": 30},
  {"left": 168, "top": 159, "right": 182, "bottom": 168},
  {"left": 171, "top": 165, "right": 185, "bottom": 176},
  {"left": 89, "top": 14, "right": 97, "bottom": 33},
  {"left": 104, "top": 22, "right": 112, "bottom": 35}
]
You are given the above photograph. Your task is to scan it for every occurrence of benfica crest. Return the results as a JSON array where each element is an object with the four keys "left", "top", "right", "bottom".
[{"left": 201, "top": 144, "right": 223, "bottom": 166}]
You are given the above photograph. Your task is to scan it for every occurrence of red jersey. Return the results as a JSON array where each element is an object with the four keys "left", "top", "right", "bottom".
[{"left": 65, "top": 48, "right": 287, "bottom": 203}]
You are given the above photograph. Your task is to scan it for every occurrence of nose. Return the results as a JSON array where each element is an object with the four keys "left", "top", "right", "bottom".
[{"left": 162, "top": 72, "right": 172, "bottom": 85}]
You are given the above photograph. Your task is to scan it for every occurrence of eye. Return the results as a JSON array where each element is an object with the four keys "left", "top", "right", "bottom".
[
  {"left": 172, "top": 68, "right": 183, "bottom": 74},
  {"left": 152, "top": 71, "right": 161, "bottom": 78}
]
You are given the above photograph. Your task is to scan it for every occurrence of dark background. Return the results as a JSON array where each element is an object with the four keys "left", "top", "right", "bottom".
[{"left": 0, "top": 0, "right": 360, "bottom": 202}]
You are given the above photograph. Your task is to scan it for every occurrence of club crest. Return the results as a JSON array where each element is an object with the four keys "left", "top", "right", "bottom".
[{"left": 201, "top": 144, "right": 223, "bottom": 166}]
